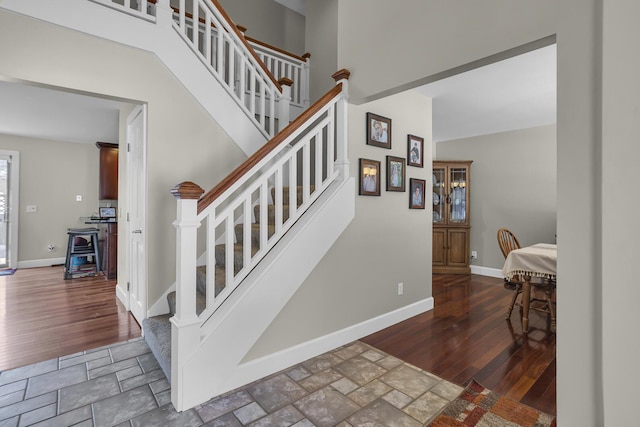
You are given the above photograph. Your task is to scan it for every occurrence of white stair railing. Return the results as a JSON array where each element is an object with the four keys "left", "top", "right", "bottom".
[
  {"left": 245, "top": 34, "right": 311, "bottom": 110},
  {"left": 170, "top": 69, "right": 350, "bottom": 411},
  {"left": 91, "top": 0, "right": 296, "bottom": 137}
]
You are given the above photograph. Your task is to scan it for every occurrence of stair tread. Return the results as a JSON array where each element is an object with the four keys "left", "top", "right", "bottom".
[{"left": 142, "top": 315, "right": 172, "bottom": 382}]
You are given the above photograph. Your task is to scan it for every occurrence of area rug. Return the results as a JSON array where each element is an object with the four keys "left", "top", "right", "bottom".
[
  {"left": 428, "top": 379, "right": 556, "bottom": 426},
  {"left": 0, "top": 268, "right": 16, "bottom": 276}
]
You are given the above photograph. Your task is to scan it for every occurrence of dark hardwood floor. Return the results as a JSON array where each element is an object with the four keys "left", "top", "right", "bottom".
[
  {"left": 362, "top": 273, "right": 556, "bottom": 417},
  {"left": 1, "top": 268, "right": 555, "bottom": 416},
  {"left": 0, "top": 266, "right": 141, "bottom": 372}
]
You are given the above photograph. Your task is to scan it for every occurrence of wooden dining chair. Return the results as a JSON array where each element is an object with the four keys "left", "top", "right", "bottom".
[
  {"left": 498, "top": 228, "right": 556, "bottom": 331},
  {"left": 497, "top": 228, "right": 524, "bottom": 313}
]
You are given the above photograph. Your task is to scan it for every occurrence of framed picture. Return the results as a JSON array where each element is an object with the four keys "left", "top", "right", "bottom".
[
  {"left": 409, "top": 178, "right": 426, "bottom": 209},
  {"left": 359, "top": 158, "right": 381, "bottom": 196},
  {"left": 386, "top": 156, "right": 406, "bottom": 192},
  {"left": 366, "top": 112, "right": 392, "bottom": 149},
  {"left": 407, "top": 134, "right": 424, "bottom": 168}
]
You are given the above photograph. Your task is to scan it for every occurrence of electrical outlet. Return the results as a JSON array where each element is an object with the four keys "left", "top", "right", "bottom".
[
  {"left": 76, "top": 195, "right": 83, "bottom": 202},
  {"left": 26, "top": 205, "right": 37, "bottom": 213},
  {"left": 397, "top": 282, "right": 404, "bottom": 295},
  {"left": 471, "top": 250, "right": 478, "bottom": 260},
  {"left": 47, "top": 244, "right": 55, "bottom": 252}
]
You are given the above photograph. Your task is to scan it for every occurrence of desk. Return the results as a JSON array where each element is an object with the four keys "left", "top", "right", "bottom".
[
  {"left": 502, "top": 243, "right": 557, "bottom": 332},
  {"left": 83, "top": 218, "right": 118, "bottom": 280}
]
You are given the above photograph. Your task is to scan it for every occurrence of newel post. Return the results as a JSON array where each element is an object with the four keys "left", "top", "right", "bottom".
[
  {"left": 169, "top": 181, "right": 204, "bottom": 411},
  {"left": 301, "top": 53, "right": 312, "bottom": 108},
  {"left": 277, "top": 77, "right": 293, "bottom": 132},
  {"left": 332, "top": 69, "right": 351, "bottom": 180}
]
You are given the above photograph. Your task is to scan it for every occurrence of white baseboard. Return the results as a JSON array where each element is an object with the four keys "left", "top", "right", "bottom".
[
  {"left": 239, "top": 297, "right": 434, "bottom": 380},
  {"left": 115, "top": 283, "right": 129, "bottom": 310},
  {"left": 17, "top": 257, "right": 66, "bottom": 269},
  {"left": 470, "top": 265, "right": 504, "bottom": 278}
]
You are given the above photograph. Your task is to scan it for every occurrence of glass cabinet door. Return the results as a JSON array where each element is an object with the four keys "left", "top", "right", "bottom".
[
  {"left": 432, "top": 167, "right": 445, "bottom": 224},
  {"left": 448, "top": 167, "right": 468, "bottom": 224}
]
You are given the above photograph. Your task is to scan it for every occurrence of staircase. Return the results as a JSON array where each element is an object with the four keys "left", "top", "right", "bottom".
[
  {"left": 1, "top": 0, "right": 355, "bottom": 412},
  {"left": 142, "top": 184, "right": 309, "bottom": 381}
]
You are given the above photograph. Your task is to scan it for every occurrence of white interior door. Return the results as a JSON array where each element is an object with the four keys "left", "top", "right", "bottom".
[
  {"left": 127, "top": 105, "right": 147, "bottom": 325},
  {"left": 0, "top": 151, "right": 19, "bottom": 269}
]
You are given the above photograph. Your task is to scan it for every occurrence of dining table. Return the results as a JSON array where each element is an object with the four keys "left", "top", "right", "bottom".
[{"left": 502, "top": 243, "right": 557, "bottom": 332}]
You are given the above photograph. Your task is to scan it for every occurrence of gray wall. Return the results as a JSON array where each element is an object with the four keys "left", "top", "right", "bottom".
[
  {"left": 335, "top": 0, "right": 556, "bottom": 104},
  {"left": 218, "top": 0, "right": 306, "bottom": 54},
  {"left": 557, "top": 1, "right": 640, "bottom": 424},
  {"left": 435, "top": 125, "right": 557, "bottom": 270},
  {"left": 0, "top": 9, "right": 247, "bottom": 305},
  {"left": 247, "top": 89, "right": 432, "bottom": 359},
  {"left": 305, "top": 0, "right": 339, "bottom": 102},
  {"left": 0, "top": 134, "right": 100, "bottom": 263},
  {"left": 600, "top": 2, "right": 640, "bottom": 423}
]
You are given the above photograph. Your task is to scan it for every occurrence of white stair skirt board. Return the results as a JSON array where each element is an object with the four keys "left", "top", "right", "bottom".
[
  {"left": 174, "top": 177, "right": 356, "bottom": 410},
  {"left": 0, "top": 0, "right": 267, "bottom": 156},
  {"left": 237, "top": 296, "right": 433, "bottom": 390},
  {"left": 148, "top": 285, "right": 174, "bottom": 317}
]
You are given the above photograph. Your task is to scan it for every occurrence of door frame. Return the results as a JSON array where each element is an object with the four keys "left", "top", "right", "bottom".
[
  {"left": 118, "top": 104, "right": 147, "bottom": 323},
  {"left": 0, "top": 150, "right": 19, "bottom": 269}
]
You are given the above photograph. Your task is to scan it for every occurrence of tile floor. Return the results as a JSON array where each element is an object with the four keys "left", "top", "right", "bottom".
[{"left": 0, "top": 338, "right": 463, "bottom": 426}]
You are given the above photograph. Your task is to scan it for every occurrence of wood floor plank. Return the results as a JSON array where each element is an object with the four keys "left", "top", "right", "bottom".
[
  {"left": 0, "top": 266, "right": 141, "bottom": 371},
  {"left": 361, "top": 273, "right": 556, "bottom": 416}
]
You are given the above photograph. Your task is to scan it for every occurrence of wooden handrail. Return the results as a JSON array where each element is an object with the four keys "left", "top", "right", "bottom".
[
  {"left": 245, "top": 35, "right": 309, "bottom": 63},
  {"left": 149, "top": 0, "right": 282, "bottom": 92},
  {"left": 198, "top": 83, "right": 344, "bottom": 214},
  {"left": 209, "top": 0, "right": 282, "bottom": 92}
]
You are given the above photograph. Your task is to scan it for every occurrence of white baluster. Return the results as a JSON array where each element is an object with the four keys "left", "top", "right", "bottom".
[{"left": 156, "top": 0, "right": 173, "bottom": 28}]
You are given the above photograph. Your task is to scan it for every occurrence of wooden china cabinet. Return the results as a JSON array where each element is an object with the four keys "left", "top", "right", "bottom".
[{"left": 432, "top": 160, "right": 472, "bottom": 274}]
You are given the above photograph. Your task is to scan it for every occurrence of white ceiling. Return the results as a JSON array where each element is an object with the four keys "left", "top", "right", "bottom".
[
  {"left": 416, "top": 44, "right": 556, "bottom": 143},
  {"left": 273, "top": 0, "right": 307, "bottom": 16},
  {"left": 0, "top": 81, "right": 122, "bottom": 145},
  {"left": 0, "top": 44, "right": 555, "bottom": 146}
]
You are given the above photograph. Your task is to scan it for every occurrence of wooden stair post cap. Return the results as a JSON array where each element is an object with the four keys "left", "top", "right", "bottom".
[
  {"left": 332, "top": 69, "right": 351, "bottom": 82},
  {"left": 278, "top": 77, "right": 294, "bottom": 87},
  {"left": 171, "top": 181, "right": 205, "bottom": 200}
]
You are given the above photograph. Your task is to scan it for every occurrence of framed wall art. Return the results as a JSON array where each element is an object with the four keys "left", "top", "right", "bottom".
[
  {"left": 407, "top": 134, "right": 424, "bottom": 168},
  {"left": 366, "top": 112, "right": 392, "bottom": 149},
  {"left": 386, "top": 156, "right": 406, "bottom": 192},
  {"left": 409, "top": 178, "right": 426, "bottom": 209},
  {"left": 359, "top": 158, "right": 381, "bottom": 196}
]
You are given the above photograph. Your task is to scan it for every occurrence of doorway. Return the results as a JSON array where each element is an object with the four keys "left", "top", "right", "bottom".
[
  {"left": 0, "top": 150, "right": 19, "bottom": 269},
  {"left": 126, "top": 105, "right": 147, "bottom": 325}
]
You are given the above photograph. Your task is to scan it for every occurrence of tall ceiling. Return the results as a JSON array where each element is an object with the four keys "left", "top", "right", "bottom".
[
  {"left": 0, "top": 44, "right": 556, "bottom": 146},
  {"left": 0, "top": 80, "right": 122, "bottom": 145},
  {"left": 415, "top": 44, "right": 556, "bottom": 143}
]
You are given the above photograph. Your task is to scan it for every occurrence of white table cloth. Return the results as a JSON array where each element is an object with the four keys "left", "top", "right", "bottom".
[
  {"left": 502, "top": 243, "right": 557, "bottom": 281},
  {"left": 502, "top": 243, "right": 557, "bottom": 333}
]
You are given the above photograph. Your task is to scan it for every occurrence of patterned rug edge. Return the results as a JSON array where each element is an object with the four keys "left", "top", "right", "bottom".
[{"left": 427, "top": 378, "right": 556, "bottom": 426}]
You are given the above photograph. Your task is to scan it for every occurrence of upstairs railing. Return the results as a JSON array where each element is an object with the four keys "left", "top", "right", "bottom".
[
  {"left": 91, "top": 0, "right": 310, "bottom": 134},
  {"left": 169, "top": 69, "right": 350, "bottom": 410},
  {"left": 244, "top": 32, "right": 310, "bottom": 110}
]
